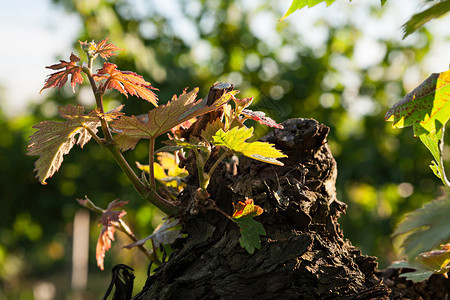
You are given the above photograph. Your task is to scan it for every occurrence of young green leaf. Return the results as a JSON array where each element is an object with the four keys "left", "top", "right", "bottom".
[
  {"left": 111, "top": 88, "right": 234, "bottom": 151},
  {"left": 280, "top": 0, "right": 337, "bottom": 20},
  {"left": 200, "top": 118, "right": 224, "bottom": 142},
  {"left": 385, "top": 70, "right": 450, "bottom": 137},
  {"left": 389, "top": 243, "right": 450, "bottom": 282},
  {"left": 234, "top": 217, "right": 266, "bottom": 255},
  {"left": 212, "top": 126, "right": 287, "bottom": 166},
  {"left": 232, "top": 199, "right": 266, "bottom": 254},
  {"left": 393, "top": 189, "right": 450, "bottom": 260},
  {"left": 27, "top": 105, "right": 123, "bottom": 184},
  {"left": 417, "top": 244, "right": 450, "bottom": 275},
  {"left": 419, "top": 129, "right": 447, "bottom": 185},
  {"left": 94, "top": 62, "right": 158, "bottom": 106},
  {"left": 389, "top": 261, "right": 435, "bottom": 283},
  {"left": 137, "top": 153, "right": 188, "bottom": 188},
  {"left": 40, "top": 53, "right": 83, "bottom": 93}
]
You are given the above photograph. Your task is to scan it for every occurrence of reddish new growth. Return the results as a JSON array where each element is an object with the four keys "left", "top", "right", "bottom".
[
  {"left": 40, "top": 53, "right": 83, "bottom": 93},
  {"left": 94, "top": 62, "right": 158, "bottom": 106},
  {"left": 96, "top": 200, "right": 128, "bottom": 271},
  {"left": 241, "top": 109, "right": 284, "bottom": 129},
  {"left": 79, "top": 38, "right": 124, "bottom": 59},
  {"left": 232, "top": 199, "right": 264, "bottom": 219}
]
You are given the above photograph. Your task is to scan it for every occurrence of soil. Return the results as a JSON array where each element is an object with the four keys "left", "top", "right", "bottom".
[{"left": 127, "top": 84, "right": 450, "bottom": 299}]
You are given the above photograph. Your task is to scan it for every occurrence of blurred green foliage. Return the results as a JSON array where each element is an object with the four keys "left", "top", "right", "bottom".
[{"left": 0, "top": 0, "right": 446, "bottom": 298}]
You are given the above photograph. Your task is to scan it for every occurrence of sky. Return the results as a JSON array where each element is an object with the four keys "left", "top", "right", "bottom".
[
  {"left": 0, "top": 0, "right": 80, "bottom": 116},
  {"left": 0, "top": 0, "right": 448, "bottom": 117}
]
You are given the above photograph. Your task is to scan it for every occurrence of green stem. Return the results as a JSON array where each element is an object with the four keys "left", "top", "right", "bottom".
[
  {"left": 118, "top": 219, "right": 161, "bottom": 266},
  {"left": 83, "top": 125, "right": 103, "bottom": 146},
  {"left": 149, "top": 138, "right": 156, "bottom": 189},
  {"left": 194, "top": 150, "right": 208, "bottom": 190},
  {"left": 144, "top": 189, "right": 182, "bottom": 216},
  {"left": 207, "top": 149, "right": 230, "bottom": 179},
  {"left": 438, "top": 127, "right": 450, "bottom": 187},
  {"left": 82, "top": 67, "right": 181, "bottom": 216}
]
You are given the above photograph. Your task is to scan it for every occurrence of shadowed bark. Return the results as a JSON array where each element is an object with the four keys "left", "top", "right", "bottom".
[{"left": 125, "top": 83, "right": 450, "bottom": 299}]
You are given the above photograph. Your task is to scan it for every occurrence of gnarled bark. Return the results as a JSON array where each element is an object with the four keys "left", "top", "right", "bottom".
[{"left": 132, "top": 117, "right": 390, "bottom": 300}]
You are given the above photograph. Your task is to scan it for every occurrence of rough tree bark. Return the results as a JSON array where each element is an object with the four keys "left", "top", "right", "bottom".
[{"left": 128, "top": 83, "right": 450, "bottom": 300}]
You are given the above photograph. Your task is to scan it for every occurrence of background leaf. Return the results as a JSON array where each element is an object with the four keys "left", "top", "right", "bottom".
[
  {"left": 281, "top": 0, "right": 337, "bottom": 20},
  {"left": 393, "top": 189, "right": 450, "bottom": 259},
  {"left": 389, "top": 261, "right": 434, "bottom": 282},
  {"left": 402, "top": 1, "right": 450, "bottom": 38}
]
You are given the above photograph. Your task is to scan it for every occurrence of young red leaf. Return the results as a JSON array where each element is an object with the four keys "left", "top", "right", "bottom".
[
  {"left": 27, "top": 105, "right": 123, "bottom": 184},
  {"left": 40, "top": 53, "right": 83, "bottom": 93},
  {"left": 111, "top": 88, "right": 235, "bottom": 151},
  {"left": 232, "top": 199, "right": 264, "bottom": 219},
  {"left": 241, "top": 109, "right": 284, "bottom": 129},
  {"left": 96, "top": 199, "right": 128, "bottom": 271},
  {"left": 94, "top": 62, "right": 158, "bottom": 106},
  {"left": 79, "top": 38, "right": 123, "bottom": 59}
]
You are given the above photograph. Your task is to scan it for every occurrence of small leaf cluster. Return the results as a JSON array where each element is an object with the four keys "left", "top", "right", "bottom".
[{"left": 28, "top": 39, "right": 287, "bottom": 270}]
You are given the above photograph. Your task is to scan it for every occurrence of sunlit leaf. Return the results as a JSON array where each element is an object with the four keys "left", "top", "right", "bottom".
[
  {"left": 419, "top": 129, "right": 447, "bottom": 184},
  {"left": 40, "top": 53, "right": 83, "bottom": 93},
  {"left": 96, "top": 199, "right": 128, "bottom": 271},
  {"left": 385, "top": 70, "right": 450, "bottom": 137},
  {"left": 402, "top": 1, "right": 450, "bottom": 38},
  {"left": 79, "top": 38, "right": 123, "bottom": 59},
  {"left": 385, "top": 70, "right": 450, "bottom": 183},
  {"left": 212, "top": 126, "right": 287, "bottom": 166},
  {"left": 280, "top": 0, "right": 337, "bottom": 20},
  {"left": 27, "top": 105, "right": 124, "bottom": 184},
  {"left": 94, "top": 62, "right": 158, "bottom": 106},
  {"left": 241, "top": 109, "right": 284, "bottom": 129},
  {"left": 137, "top": 153, "right": 188, "bottom": 187},
  {"left": 123, "top": 219, "right": 181, "bottom": 249},
  {"left": 200, "top": 118, "right": 224, "bottom": 142},
  {"left": 393, "top": 189, "right": 450, "bottom": 259},
  {"left": 232, "top": 199, "right": 264, "bottom": 219},
  {"left": 111, "top": 88, "right": 234, "bottom": 151},
  {"left": 417, "top": 244, "right": 450, "bottom": 274}
]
